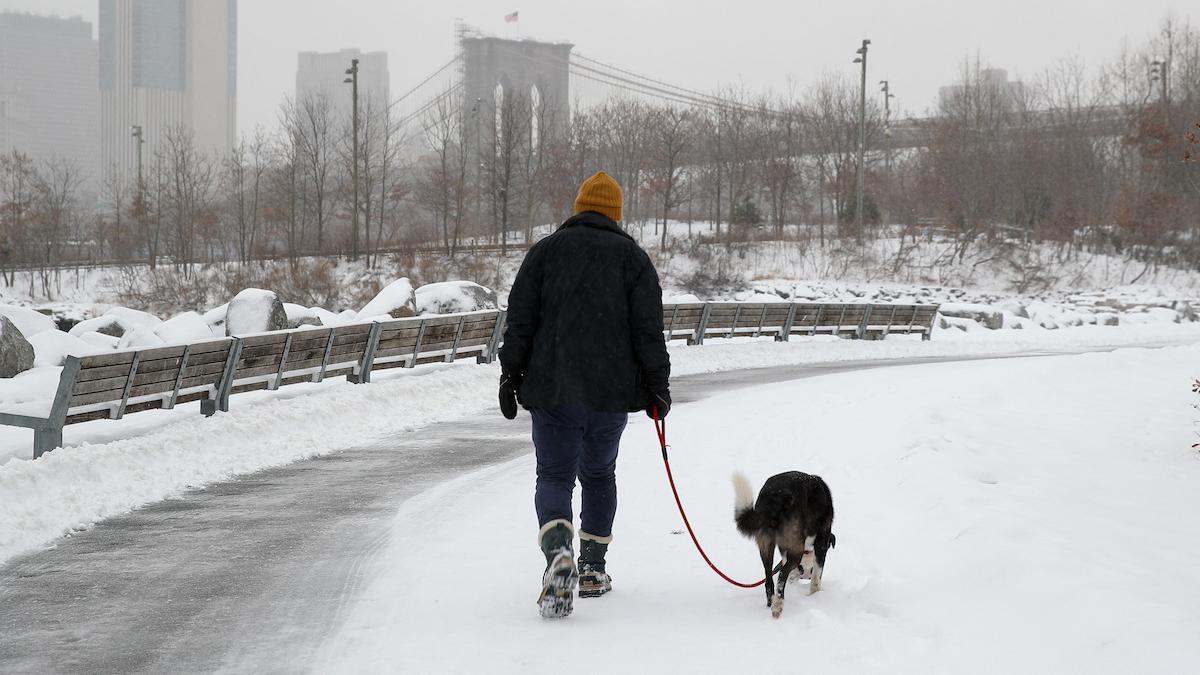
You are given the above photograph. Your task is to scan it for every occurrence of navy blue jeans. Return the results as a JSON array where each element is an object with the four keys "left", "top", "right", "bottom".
[{"left": 531, "top": 406, "right": 629, "bottom": 539}]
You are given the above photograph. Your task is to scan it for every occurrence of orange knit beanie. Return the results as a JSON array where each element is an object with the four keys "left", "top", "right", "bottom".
[{"left": 574, "top": 171, "right": 623, "bottom": 222}]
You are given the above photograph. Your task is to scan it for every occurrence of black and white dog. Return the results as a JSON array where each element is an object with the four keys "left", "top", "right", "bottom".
[{"left": 733, "top": 471, "right": 836, "bottom": 618}]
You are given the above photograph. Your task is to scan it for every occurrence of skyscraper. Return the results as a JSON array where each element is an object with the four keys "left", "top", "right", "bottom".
[
  {"left": 296, "top": 49, "right": 389, "bottom": 122},
  {"left": 0, "top": 12, "right": 98, "bottom": 182},
  {"left": 99, "top": 0, "right": 236, "bottom": 186}
]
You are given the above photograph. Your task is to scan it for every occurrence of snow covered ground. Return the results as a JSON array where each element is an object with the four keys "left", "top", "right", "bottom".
[
  {"left": 318, "top": 344, "right": 1200, "bottom": 674},
  {"left": 3, "top": 324, "right": 1200, "bottom": 570}
]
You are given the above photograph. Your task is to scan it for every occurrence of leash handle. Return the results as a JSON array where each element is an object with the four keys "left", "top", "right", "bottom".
[{"left": 652, "top": 407, "right": 778, "bottom": 589}]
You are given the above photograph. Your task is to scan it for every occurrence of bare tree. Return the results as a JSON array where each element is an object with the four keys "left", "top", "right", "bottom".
[
  {"left": 646, "top": 106, "right": 694, "bottom": 250},
  {"left": 0, "top": 150, "right": 36, "bottom": 286}
]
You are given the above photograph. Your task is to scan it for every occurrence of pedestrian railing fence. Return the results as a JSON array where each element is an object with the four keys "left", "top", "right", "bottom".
[{"left": 0, "top": 302, "right": 937, "bottom": 459}]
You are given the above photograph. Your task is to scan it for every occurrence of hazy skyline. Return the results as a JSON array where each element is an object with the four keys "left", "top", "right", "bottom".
[{"left": 1, "top": 0, "right": 1193, "bottom": 135}]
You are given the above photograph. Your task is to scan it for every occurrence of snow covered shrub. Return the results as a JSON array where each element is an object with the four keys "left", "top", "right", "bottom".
[{"left": 108, "top": 266, "right": 212, "bottom": 318}]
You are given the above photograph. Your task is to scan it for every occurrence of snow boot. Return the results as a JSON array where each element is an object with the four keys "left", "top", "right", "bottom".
[
  {"left": 578, "top": 534, "right": 612, "bottom": 598},
  {"left": 537, "top": 519, "right": 577, "bottom": 619}
]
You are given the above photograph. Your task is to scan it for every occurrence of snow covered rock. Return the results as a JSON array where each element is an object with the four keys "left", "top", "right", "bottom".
[
  {"left": 28, "top": 330, "right": 103, "bottom": 367},
  {"left": 225, "top": 289, "right": 288, "bottom": 336},
  {"left": 106, "top": 307, "right": 162, "bottom": 331},
  {"left": 0, "top": 316, "right": 36, "bottom": 378},
  {"left": 997, "top": 299, "right": 1029, "bottom": 319},
  {"left": 939, "top": 302, "right": 1003, "bottom": 330},
  {"left": 117, "top": 326, "right": 166, "bottom": 350},
  {"left": 68, "top": 307, "right": 161, "bottom": 339},
  {"left": 415, "top": 281, "right": 498, "bottom": 316},
  {"left": 1096, "top": 312, "right": 1120, "bottom": 326},
  {"left": 155, "top": 312, "right": 216, "bottom": 345},
  {"left": 360, "top": 278, "right": 417, "bottom": 319},
  {"left": 1174, "top": 301, "right": 1196, "bottom": 322},
  {"left": 937, "top": 314, "right": 977, "bottom": 332},
  {"left": 203, "top": 303, "right": 229, "bottom": 334},
  {"left": 78, "top": 331, "right": 120, "bottom": 349},
  {"left": 0, "top": 304, "right": 56, "bottom": 338},
  {"left": 284, "top": 303, "right": 323, "bottom": 329},
  {"left": 68, "top": 315, "right": 126, "bottom": 338}
]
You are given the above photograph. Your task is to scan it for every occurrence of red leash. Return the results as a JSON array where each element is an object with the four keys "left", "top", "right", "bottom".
[{"left": 652, "top": 407, "right": 779, "bottom": 589}]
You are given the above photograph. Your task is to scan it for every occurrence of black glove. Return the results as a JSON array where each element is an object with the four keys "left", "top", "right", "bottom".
[
  {"left": 646, "top": 390, "right": 671, "bottom": 421},
  {"left": 499, "top": 374, "right": 522, "bottom": 420}
]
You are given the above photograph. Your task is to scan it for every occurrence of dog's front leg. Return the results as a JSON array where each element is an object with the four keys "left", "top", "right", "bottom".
[
  {"left": 772, "top": 553, "right": 801, "bottom": 619},
  {"left": 757, "top": 537, "right": 775, "bottom": 608}
]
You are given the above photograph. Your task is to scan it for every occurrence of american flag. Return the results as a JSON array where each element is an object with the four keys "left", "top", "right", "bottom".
[{"left": 504, "top": 11, "right": 519, "bottom": 23}]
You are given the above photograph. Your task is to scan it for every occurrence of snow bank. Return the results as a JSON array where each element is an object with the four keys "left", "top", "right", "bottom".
[
  {"left": 0, "top": 304, "right": 56, "bottom": 337},
  {"left": 0, "top": 363, "right": 500, "bottom": 567},
  {"left": 321, "top": 344, "right": 1200, "bottom": 674}
]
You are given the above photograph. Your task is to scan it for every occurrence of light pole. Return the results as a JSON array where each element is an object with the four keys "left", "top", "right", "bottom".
[
  {"left": 344, "top": 58, "right": 360, "bottom": 260},
  {"left": 879, "top": 80, "right": 894, "bottom": 173},
  {"left": 130, "top": 125, "right": 145, "bottom": 263},
  {"left": 853, "top": 39, "right": 870, "bottom": 238},
  {"left": 473, "top": 97, "right": 482, "bottom": 247}
]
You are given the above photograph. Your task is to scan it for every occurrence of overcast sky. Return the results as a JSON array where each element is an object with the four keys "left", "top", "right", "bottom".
[{"left": 2, "top": 0, "right": 1192, "bottom": 133}]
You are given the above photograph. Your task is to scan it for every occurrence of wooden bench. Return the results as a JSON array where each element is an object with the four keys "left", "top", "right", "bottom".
[
  {"left": 0, "top": 338, "right": 237, "bottom": 458},
  {"left": 0, "top": 310, "right": 507, "bottom": 459},
  {"left": 662, "top": 302, "right": 939, "bottom": 343}
]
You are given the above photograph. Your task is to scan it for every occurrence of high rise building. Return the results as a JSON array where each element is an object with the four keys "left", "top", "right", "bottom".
[
  {"left": 0, "top": 12, "right": 98, "bottom": 182},
  {"left": 99, "top": 0, "right": 236, "bottom": 186},
  {"left": 938, "top": 68, "right": 1026, "bottom": 112},
  {"left": 296, "top": 49, "right": 389, "bottom": 122}
]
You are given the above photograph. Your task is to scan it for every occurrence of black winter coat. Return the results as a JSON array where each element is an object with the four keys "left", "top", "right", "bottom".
[{"left": 499, "top": 211, "right": 670, "bottom": 413}]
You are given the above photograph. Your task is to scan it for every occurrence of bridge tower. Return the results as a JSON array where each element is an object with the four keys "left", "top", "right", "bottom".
[{"left": 459, "top": 31, "right": 573, "bottom": 152}]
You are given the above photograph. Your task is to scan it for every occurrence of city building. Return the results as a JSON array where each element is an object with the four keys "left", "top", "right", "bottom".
[
  {"left": 296, "top": 48, "right": 390, "bottom": 122},
  {"left": 938, "top": 68, "right": 1026, "bottom": 111},
  {"left": 99, "top": 0, "right": 237, "bottom": 186},
  {"left": 0, "top": 12, "right": 98, "bottom": 183}
]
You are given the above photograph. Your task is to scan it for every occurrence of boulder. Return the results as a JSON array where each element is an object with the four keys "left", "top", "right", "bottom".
[
  {"left": 0, "top": 316, "right": 36, "bottom": 378},
  {"left": 997, "top": 299, "right": 1029, "bottom": 319},
  {"left": 225, "top": 288, "right": 288, "bottom": 336},
  {"left": 156, "top": 311, "right": 218, "bottom": 345},
  {"left": 937, "top": 314, "right": 975, "bottom": 332},
  {"left": 68, "top": 307, "right": 161, "bottom": 339},
  {"left": 78, "top": 331, "right": 121, "bottom": 349},
  {"left": 1095, "top": 312, "right": 1120, "bottom": 326},
  {"left": 361, "top": 278, "right": 417, "bottom": 319},
  {"left": 1174, "top": 301, "right": 1196, "bottom": 322},
  {"left": 28, "top": 330, "right": 103, "bottom": 367},
  {"left": 416, "top": 281, "right": 500, "bottom": 315},
  {"left": 0, "top": 304, "right": 56, "bottom": 338},
  {"left": 203, "top": 303, "right": 229, "bottom": 333},
  {"left": 939, "top": 302, "right": 1003, "bottom": 330},
  {"left": 118, "top": 325, "right": 166, "bottom": 350},
  {"left": 284, "top": 303, "right": 324, "bottom": 329},
  {"left": 69, "top": 315, "right": 127, "bottom": 338}
]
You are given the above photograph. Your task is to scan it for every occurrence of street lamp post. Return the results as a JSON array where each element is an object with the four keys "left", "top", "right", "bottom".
[
  {"left": 344, "top": 58, "right": 360, "bottom": 261},
  {"left": 879, "top": 80, "right": 894, "bottom": 173},
  {"left": 853, "top": 39, "right": 871, "bottom": 238},
  {"left": 130, "top": 125, "right": 145, "bottom": 264}
]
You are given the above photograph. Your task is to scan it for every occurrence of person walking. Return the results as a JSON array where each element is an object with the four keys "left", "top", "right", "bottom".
[{"left": 499, "top": 171, "right": 671, "bottom": 619}]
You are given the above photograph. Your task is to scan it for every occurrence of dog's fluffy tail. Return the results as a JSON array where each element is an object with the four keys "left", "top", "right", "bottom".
[{"left": 732, "top": 471, "right": 762, "bottom": 537}]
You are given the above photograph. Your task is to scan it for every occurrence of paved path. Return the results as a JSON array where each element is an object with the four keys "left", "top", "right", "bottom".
[{"left": 0, "top": 345, "right": 1190, "bottom": 674}]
